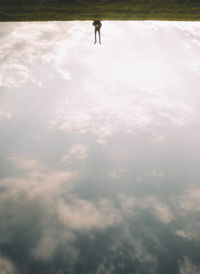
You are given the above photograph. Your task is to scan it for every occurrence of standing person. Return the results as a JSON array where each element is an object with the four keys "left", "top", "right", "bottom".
[{"left": 93, "top": 21, "right": 102, "bottom": 44}]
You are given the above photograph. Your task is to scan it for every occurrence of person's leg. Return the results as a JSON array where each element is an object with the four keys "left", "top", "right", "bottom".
[
  {"left": 98, "top": 30, "right": 101, "bottom": 44},
  {"left": 94, "top": 29, "right": 97, "bottom": 44}
]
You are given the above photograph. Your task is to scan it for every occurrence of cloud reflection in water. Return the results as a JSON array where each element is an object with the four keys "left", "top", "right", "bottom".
[{"left": 0, "top": 21, "right": 200, "bottom": 274}]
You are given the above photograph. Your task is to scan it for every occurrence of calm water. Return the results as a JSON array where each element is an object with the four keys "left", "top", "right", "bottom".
[{"left": 0, "top": 21, "right": 200, "bottom": 274}]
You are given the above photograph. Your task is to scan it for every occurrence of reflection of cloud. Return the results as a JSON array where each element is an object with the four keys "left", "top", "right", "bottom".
[
  {"left": 0, "top": 156, "right": 122, "bottom": 264},
  {"left": 155, "top": 136, "right": 166, "bottom": 142},
  {"left": 110, "top": 237, "right": 158, "bottom": 273},
  {"left": 62, "top": 144, "right": 88, "bottom": 162},
  {"left": 148, "top": 197, "right": 172, "bottom": 223},
  {"left": 174, "top": 188, "right": 200, "bottom": 241},
  {"left": 0, "top": 156, "right": 79, "bottom": 262},
  {"left": 179, "top": 257, "right": 200, "bottom": 274},
  {"left": 96, "top": 258, "right": 114, "bottom": 274},
  {"left": 152, "top": 170, "right": 164, "bottom": 178},
  {"left": 129, "top": 239, "right": 157, "bottom": 272},
  {"left": 3, "top": 156, "right": 76, "bottom": 196},
  {"left": 0, "top": 108, "right": 12, "bottom": 120},
  {"left": 0, "top": 154, "right": 199, "bottom": 273},
  {"left": 108, "top": 169, "right": 126, "bottom": 179},
  {"left": 0, "top": 254, "right": 15, "bottom": 274},
  {"left": 46, "top": 21, "right": 200, "bottom": 144},
  {"left": 32, "top": 228, "right": 76, "bottom": 261},
  {"left": 119, "top": 194, "right": 173, "bottom": 224},
  {"left": 175, "top": 230, "right": 188, "bottom": 239},
  {"left": 0, "top": 190, "right": 48, "bottom": 244},
  {"left": 58, "top": 198, "right": 122, "bottom": 231},
  {"left": 1, "top": 21, "right": 200, "bottom": 273},
  {"left": 0, "top": 187, "right": 78, "bottom": 265},
  {"left": 179, "top": 189, "right": 200, "bottom": 212},
  {"left": 51, "top": 91, "right": 194, "bottom": 143},
  {"left": 0, "top": 22, "right": 80, "bottom": 88},
  {"left": 0, "top": 64, "right": 30, "bottom": 88}
]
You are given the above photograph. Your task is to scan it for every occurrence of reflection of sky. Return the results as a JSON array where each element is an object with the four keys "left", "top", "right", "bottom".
[{"left": 0, "top": 21, "right": 200, "bottom": 273}]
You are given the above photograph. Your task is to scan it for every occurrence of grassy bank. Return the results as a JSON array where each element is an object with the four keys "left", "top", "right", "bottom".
[{"left": 0, "top": 0, "right": 200, "bottom": 21}]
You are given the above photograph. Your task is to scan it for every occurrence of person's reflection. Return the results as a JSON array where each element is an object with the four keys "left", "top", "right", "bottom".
[{"left": 93, "top": 21, "right": 102, "bottom": 44}]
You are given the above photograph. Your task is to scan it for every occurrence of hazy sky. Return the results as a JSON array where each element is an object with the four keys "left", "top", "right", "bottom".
[{"left": 0, "top": 21, "right": 200, "bottom": 274}]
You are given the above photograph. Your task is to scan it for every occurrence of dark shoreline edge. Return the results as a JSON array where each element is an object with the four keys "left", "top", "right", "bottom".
[{"left": 0, "top": 0, "right": 200, "bottom": 22}]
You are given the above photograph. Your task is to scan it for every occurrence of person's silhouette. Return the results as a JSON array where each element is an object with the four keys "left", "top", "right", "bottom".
[{"left": 93, "top": 21, "right": 102, "bottom": 44}]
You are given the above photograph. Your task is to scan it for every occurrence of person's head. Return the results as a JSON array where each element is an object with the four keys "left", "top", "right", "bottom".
[{"left": 93, "top": 21, "right": 101, "bottom": 26}]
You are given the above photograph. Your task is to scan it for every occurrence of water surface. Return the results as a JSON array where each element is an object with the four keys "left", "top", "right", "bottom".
[{"left": 0, "top": 21, "right": 200, "bottom": 274}]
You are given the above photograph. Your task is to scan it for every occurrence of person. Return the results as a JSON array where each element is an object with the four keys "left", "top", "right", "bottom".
[{"left": 92, "top": 21, "right": 102, "bottom": 44}]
